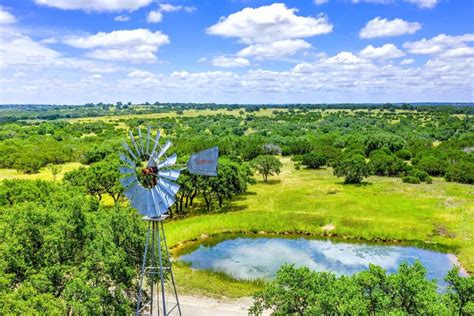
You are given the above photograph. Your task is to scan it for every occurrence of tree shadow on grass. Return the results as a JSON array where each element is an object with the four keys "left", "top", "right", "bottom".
[
  {"left": 256, "top": 179, "right": 281, "bottom": 185},
  {"left": 335, "top": 181, "right": 373, "bottom": 187}
]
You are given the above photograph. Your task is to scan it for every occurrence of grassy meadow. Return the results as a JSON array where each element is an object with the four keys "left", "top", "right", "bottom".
[{"left": 165, "top": 157, "right": 473, "bottom": 297}]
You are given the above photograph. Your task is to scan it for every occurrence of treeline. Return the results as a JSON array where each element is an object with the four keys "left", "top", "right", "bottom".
[
  {"left": 250, "top": 263, "right": 473, "bottom": 315},
  {"left": 1, "top": 102, "right": 472, "bottom": 121}
]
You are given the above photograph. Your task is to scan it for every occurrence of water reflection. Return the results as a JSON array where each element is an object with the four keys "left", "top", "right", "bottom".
[{"left": 180, "top": 237, "right": 455, "bottom": 287}]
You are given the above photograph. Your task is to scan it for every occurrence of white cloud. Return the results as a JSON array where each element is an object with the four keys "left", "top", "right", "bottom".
[
  {"left": 147, "top": 10, "right": 163, "bottom": 23},
  {"left": 440, "top": 46, "right": 474, "bottom": 58},
  {"left": 207, "top": 3, "right": 333, "bottom": 44},
  {"left": 359, "top": 43, "right": 405, "bottom": 59},
  {"left": 351, "top": 0, "right": 438, "bottom": 8},
  {"left": 404, "top": 0, "right": 438, "bottom": 9},
  {"left": 0, "top": 30, "right": 61, "bottom": 65},
  {"left": 237, "top": 39, "right": 311, "bottom": 59},
  {"left": 313, "top": 0, "right": 328, "bottom": 5},
  {"left": 0, "top": 7, "right": 16, "bottom": 24},
  {"left": 400, "top": 58, "right": 414, "bottom": 65},
  {"left": 114, "top": 15, "right": 130, "bottom": 22},
  {"left": 64, "top": 29, "right": 169, "bottom": 62},
  {"left": 359, "top": 17, "right": 421, "bottom": 39},
  {"left": 403, "top": 34, "right": 474, "bottom": 54},
  {"left": 40, "top": 37, "right": 58, "bottom": 44},
  {"left": 128, "top": 70, "right": 155, "bottom": 78},
  {"left": 158, "top": 3, "right": 196, "bottom": 13},
  {"left": 212, "top": 56, "right": 250, "bottom": 68},
  {"left": 34, "top": 0, "right": 152, "bottom": 12}
]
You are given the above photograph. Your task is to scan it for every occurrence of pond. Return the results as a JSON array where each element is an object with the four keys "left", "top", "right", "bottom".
[{"left": 180, "top": 237, "right": 459, "bottom": 288}]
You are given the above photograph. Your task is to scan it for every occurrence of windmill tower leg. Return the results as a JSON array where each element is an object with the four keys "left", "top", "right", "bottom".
[{"left": 136, "top": 216, "right": 181, "bottom": 316}]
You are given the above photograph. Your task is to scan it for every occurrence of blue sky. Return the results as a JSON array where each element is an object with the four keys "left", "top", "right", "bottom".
[{"left": 0, "top": 0, "right": 473, "bottom": 104}]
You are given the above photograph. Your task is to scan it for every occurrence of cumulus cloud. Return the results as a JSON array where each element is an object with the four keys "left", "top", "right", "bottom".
[
  {"left": 114, "top": 15, "right": 130, "bottom": 22},
  {"left": 0, "top": 30, "right": 61, "bottom": 65},
  {"left": 64, "top": 29, "right": 169, "bottom": 62},
  {"left": 207, "top": 3, "right": 333, "bottom": 44},
  {"left": 359, "top": 43, "right": 405, "bottom": 59},
  {"left": 313, "top": 0, "right": 328, "bottom": 5},
  {"left": 400, "top": 58, "right": 414, "bottom": 65},
  {"left": 159, "top": 3, "right": 196, "bottom": 13},
  {"left": 207, "top": 3, "right": 332, "bottom": 60},
  {"left": 0, "top": 6, "right": 16, "bottom": 24},
  {"left": 404, "top": 0, "right": 438, "bottom": 8},
  {"left": 40, "top": 37, "right": 58, "bottom": 44},
  {"left": 359, "top": 17, "right": 421, "bottom": 39},
  {"left": 34, "top": 0, "right": 152, "bottom": 12},
  {"left": 352, "top": 0, "right": 438, "bottom": 8},
  {"left": 403, "top": 33, "right": 474, "bottom": 54},
  {"left": 147, "top": 10, "right": 163, "bottom": 23},
  {"left": 237, "top": 39, "right": 311, "bottom": 59},
  {"left": 212, "top": 56, "right": 250, "bottom": 68}
]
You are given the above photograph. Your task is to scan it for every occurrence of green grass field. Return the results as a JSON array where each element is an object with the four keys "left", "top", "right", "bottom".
[
  {"left": 0, "top": 162, "right": 83, "bottom": 181},
  {"left": 165, "top": 157, "right": 473, "bottom": 297}
]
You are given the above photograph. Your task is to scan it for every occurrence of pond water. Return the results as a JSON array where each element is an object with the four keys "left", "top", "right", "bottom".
[{"left": 180, "top": 237, "right": 457, "bottom": 288}]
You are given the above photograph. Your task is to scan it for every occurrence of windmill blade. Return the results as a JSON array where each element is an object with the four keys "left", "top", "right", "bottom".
[
  {"left": 160, "top": 187, "right": 176, "bottom": 209},
  {"left": 120, "top": 175, "right": 137, "bottom": 188},
  {"left": 157, "top": 140, "right": 172, "bottom": 159},
  {"left": 150, "top": 130, "right": 161, "bottom": 154},
  {"left": 157, "top": 180, "right": 179, "bottom": 201},
  {"left": 158, "top": 177, "right": 180, "bottom": 195},
  {"left": 158, "top": 153, "right": 177, "bottom": 169},
  {"left": 151, "top": 186, "right": 168, "bottom": 215},
  {"left": 146, "top": 152, "right": 157, "bottom": 168},
  {"left": 124, "top": 182, "right": 139, "bottom": 200},
  {"left": 120, "top": 154, "right": 136, "bottom": 168},
  {"left": 129, "top": 130, "right": 141, "bottom": 157},
  {"left": 145, "top": 126, "right": 151, "bottom": 155},
  {"left": 137, "top": 127, "right": 145, "bottom": 156},
  {"left": 122, "top": 141, "right": 138, "bottom": 161},
  {"left": 158, "top": 169, "right": 181, "bottom": 181},
  {"left": 187, "top": 146, "right": 218, "bottom": 176},
  {"left": 145, "top": 190, "right": 157, "bottom": 217},
  {"left": 119, "top": 166, "right": 135, "bottom": 175}
]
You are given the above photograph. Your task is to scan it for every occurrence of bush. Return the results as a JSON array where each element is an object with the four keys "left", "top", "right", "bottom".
[
  {"left": 403, "top": 176, "right": 421, "bottom": 184},
  {"left": 396, "top": 149, "right": 412, "bottom": 160},
  {"left": 415, "top": 156, "right": 447, "bottom": 177},
  {"left": 301, "top": 151, "right": 326, "bottom": 169},
  {"left": 445, "top": 161, "right": 474, "bottom": 184}
]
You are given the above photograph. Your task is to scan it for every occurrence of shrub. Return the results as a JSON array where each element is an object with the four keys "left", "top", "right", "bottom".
[
  {"left": 445, "top": 161, "right": 474, "bottom": 184},
  {"left": 301, "top": 151, "right": 326, "bottom": 169},
  {"left": 403, "top": 176, "right": 421, "bottom": 184},
  {"left": 396, "top": 149, "right": 412, "bottom": 160}
]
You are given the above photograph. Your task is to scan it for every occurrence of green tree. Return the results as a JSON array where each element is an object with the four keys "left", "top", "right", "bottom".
[
  {"left": 301, "top": 151, "right": 326, "bottom": 169},
  {"left": 251, "top": 155, "right": 282, "bottom": 182},
  {"left": 333, "top": 154, "right": 370, "bottom": 184}
]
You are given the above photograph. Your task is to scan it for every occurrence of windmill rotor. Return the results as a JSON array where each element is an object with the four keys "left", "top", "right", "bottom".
[{"left": 119, "top": 126, "right": 218, "bottom": 218}]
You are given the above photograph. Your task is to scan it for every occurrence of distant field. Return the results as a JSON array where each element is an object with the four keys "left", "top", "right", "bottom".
[
  {"left": 166, "top": 157, "right": 473, "bottom": 297},
  {"left": 0, "top": 162, "right": 83, "bottom": 181},
  {"left": 63, "top": 107, "right": 427, "bottom": 123}
]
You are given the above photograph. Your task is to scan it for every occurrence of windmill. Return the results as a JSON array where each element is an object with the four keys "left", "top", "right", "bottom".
[{"left": 119, "top": 126, "right": 218, "bottom": 316}]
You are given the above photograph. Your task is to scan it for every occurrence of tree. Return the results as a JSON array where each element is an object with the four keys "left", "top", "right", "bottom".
[
  {"left": 251, "top": 155, "right": 282, "bottom": 182},
  {"left": 250, "top": 262, "right": 456, "bottom": 316},
  {"left": 333, "top": 154, "right": 370, "bottom": 184},
  {"left": 444, "top": 267, "right": 474, "bottom": 315},
  {"left": 301, "top": 151, "right": 326, "bottom": 169},
  {"left": 445, "top": 161, "right": 474, "bottom": 184},
  {"left": 48, "top": 164, "right": 62, "bottom": 181}
]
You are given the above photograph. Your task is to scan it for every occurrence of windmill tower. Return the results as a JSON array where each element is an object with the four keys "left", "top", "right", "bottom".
[{"left": 119, "top": 126, "right": 218, "bottom": 315}]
